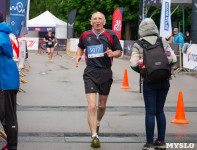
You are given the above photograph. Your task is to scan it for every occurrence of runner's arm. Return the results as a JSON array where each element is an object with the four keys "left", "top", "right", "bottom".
[
  {"left": 104, "top": 48, "right": 122, "bottom": 58},
  {"left": 113, "top": 50, "right": 122, "bottom": 57},
  {"left": 75, "top": 47, "right": 84, "bottom": 67},
  {"left": 43, "top": 37, "right": 48, "bottom": 42}
]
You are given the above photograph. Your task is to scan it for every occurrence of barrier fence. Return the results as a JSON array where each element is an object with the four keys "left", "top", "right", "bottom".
[
  {"left": 18, "top": 40, "right": 30, "bottom": 92},
  {"left": 21, "top": 37, "right": 196, "bottom": 73},
  {"left": 183, "top": 44, "right": 197, "bottom": 71}
]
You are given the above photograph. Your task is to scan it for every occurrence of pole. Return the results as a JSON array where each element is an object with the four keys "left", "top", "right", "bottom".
[
  {"left": 138, "top": 0, "right": 144, "bottom": 93},
  {"left": 6, "top": 0, "right": 10, "bottom": 24},
  {"left": 182, "top": 5, "right": 185, "bottom": 36}
]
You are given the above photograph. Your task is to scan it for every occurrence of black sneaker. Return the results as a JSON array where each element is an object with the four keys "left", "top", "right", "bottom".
[
  {"left": 154, "top": 140, "right": 166, "bottom": 149},
  {"left": 142, "top": 143, "right": 154, "bottom": 150},
  {"left": 91, "top": 136, "right": 101, "bottom": 148}
]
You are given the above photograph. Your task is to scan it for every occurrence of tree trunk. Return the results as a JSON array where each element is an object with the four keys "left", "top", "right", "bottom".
[{"left": 125, "top": 21, "right": 131, "bottom": 40}]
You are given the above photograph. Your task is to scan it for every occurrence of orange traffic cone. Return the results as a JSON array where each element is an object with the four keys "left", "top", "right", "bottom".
[
  {"left": 171, "top": 91, "right": 189, "bottom": 124},
  {"left": 120, "top": 69, "right": 131, "bottom": 89}
]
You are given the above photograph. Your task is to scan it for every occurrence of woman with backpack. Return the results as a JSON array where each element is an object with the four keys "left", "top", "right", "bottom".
[{"left": 130, "top": 18, "right": 177, "bottom": 150}]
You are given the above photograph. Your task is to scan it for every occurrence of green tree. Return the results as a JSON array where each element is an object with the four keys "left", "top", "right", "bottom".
[{"left": 29, "top": 0, "right": 192, "bottom": 40}]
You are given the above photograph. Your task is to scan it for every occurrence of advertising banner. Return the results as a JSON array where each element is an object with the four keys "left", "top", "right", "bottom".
[
  {"left": 18, "top": 40, "right": 26, "bottom": 69},
  {"left": 10, "top": 0, "right": 27, "bottom": 37},
  {"left": 183, "top": 44, "right": 197, "bottom": 70},
  {"left": 160, "top": 0, "right": 172, "bottom": 38},
  {"left": 20, "top": 37, "right": 39, "bottom": 50},
  {"left": 67, "top": 9, "right": 77, "bottom": 39},
  {"left": 70, "top": 38, "right": 79, "bottom": 52},
  {"left": 112, "top": 7, "right": 123, "bottom": 40}
]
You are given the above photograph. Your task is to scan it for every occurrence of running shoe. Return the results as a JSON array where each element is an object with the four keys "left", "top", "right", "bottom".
[
  {"left": 91, "top": 136, "right": 101, "bottom": 148},
  {"left": 142, "top": 143, "right": 154, "bottom": 150},
  {"left": 154, "top": 140, "right": 166, "bottom": 149}
]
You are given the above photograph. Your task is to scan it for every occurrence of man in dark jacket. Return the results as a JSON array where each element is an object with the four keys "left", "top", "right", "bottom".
[{"left": 0, "top": 12, "right": 20, "bottom": 150}]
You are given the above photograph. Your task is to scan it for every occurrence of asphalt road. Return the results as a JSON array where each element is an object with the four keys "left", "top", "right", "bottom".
[{"left": 0, "top": 52, "right": 197, "bottom": 150}]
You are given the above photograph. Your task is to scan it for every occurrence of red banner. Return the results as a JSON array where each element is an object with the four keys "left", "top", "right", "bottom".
[{"left": 112, "top": 7, "right": 123, "bottom": 40}]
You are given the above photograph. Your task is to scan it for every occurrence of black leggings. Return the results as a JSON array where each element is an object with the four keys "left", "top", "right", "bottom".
[{"left": 0, "top": 90, "right": 18, "bottom": 150}]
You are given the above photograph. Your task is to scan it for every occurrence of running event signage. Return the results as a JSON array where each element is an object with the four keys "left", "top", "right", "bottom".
[
  {"left": 67, "top": 9, "right": 77, "bottom": 39},
  {"left": 10, "top": 0, "right": 27, "bottom": 38},
  {"left": 112, "top": 7, "right": 123, "bottom": 40},
  {"left": 160, "top": 0, "right": 172, "bottom": 38},
  {"left": 183, "top": 44, "right": 197, "bottom": 71}
]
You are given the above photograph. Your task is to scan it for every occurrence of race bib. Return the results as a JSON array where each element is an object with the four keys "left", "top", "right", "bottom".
[
  {"left": 48, "top": 41, "right": 52, "bottom": 45},
  {"left": 87, "top": 44, "right": 104, "bottom": 58}
]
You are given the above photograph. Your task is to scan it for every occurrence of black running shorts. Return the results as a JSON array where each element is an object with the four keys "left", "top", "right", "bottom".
[{"left": 83, "top": 66, "right": 113, "bottom": 95}]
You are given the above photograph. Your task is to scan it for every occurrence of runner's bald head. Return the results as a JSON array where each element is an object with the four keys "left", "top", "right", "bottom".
[{"left": 91, "top": 12, "right": 105, "bottom": 21}]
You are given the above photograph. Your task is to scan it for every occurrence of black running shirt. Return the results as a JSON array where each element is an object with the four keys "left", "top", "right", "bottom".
[
  {"left": 44, "top": 34, "right": 55, "bottom": 47},
  {"left": 78, "top": 29, "right": 122, "bottom": 68}
]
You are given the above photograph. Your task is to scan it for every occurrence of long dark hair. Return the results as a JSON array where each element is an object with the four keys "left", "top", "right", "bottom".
[{"left": 0, "top": 12, "right": 4, "bottom": 23}]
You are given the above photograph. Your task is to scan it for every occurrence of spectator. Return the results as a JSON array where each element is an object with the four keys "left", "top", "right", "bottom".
[
  {"left": 130, "top": 18, "right": 177, "bottom": 150},
  {"left": 0, "top": 12, "right": 20, "bottom": 150},
  {"left": 173, "top": 28, "right": 184, "bottom": 50},
  {"left": 184, "top": 31, "right": 191, "bottom": 43}
]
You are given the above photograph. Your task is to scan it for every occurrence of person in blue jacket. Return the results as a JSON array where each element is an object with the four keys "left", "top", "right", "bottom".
[
  {"left": 0, "top": 12, "right": 20, "bottom": 150},
  {"left": 173, "top": 28, "right": 184, "bottom": 50}
]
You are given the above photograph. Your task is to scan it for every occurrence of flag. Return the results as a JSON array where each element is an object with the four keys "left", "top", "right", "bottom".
[
  {"left": 20, "top": 0, "right": 30, "bottom": 37},
  {"left": 139, "top": 0, "right": 144, "bottom": 26},
  {"left": 10, "top": 0, "right": 27, "bottom": 38},
  {"left": 159, "top": 0, "right": 172, "bottom": 38},
  {"left": 191, "top": 0, "right": 197, "bottom": 41},
  {"left": 67, "top": 9, "right": 77, "bottom": 39},
  {"left": 112, "top": 7, "right": 123, "bottom": 40}
]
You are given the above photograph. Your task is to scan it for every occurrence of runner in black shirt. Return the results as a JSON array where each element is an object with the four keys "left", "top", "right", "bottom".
[
  {"left": 75, "top": 12, "right": 122, "bottom": 148},
  {"left": 44, "top": 29, "right": 55, "bottom": 61}
]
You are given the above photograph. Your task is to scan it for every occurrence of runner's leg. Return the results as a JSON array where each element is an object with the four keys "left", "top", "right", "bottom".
[
  {"left": 97, "top": 94, "right": 108, "bottom": 122},
  {"left": 47, "top": 48, "right": 51, "bottom": 60},
  {"left": 86, "top": 93, "right": 97, "bottom": 135},
  {"left": 50, "top": 47, "right": 54, "bottom": 59}
]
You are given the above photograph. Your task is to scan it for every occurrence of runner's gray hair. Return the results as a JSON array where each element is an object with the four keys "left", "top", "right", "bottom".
[{"left": 91, "top": 12, "right": 105, "bottom": 20}]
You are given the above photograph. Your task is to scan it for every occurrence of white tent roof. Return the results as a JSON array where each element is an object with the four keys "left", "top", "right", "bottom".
[
  {"left": 28, "top": 11, "right": 67, "bottom": 39},
  {"left": 28, "top": 11, "right": 67, "bottom": 27}
]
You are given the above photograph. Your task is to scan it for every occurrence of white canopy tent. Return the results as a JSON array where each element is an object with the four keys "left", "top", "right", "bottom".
[{"left": 28, "top": 11, "right": 67, "bottom": 39}]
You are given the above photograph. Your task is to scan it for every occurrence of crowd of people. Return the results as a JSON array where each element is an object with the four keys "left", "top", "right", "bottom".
[{"left": 0, "top": 9, "right": 195, "bottom": 150}]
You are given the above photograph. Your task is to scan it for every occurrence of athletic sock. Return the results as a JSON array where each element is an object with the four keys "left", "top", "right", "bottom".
[
  {"left": 92, "top": 133, "right": 98, "bottom": 138},
  {"left": 97, "top": 121, "right": 100, "bottom": 127}
]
